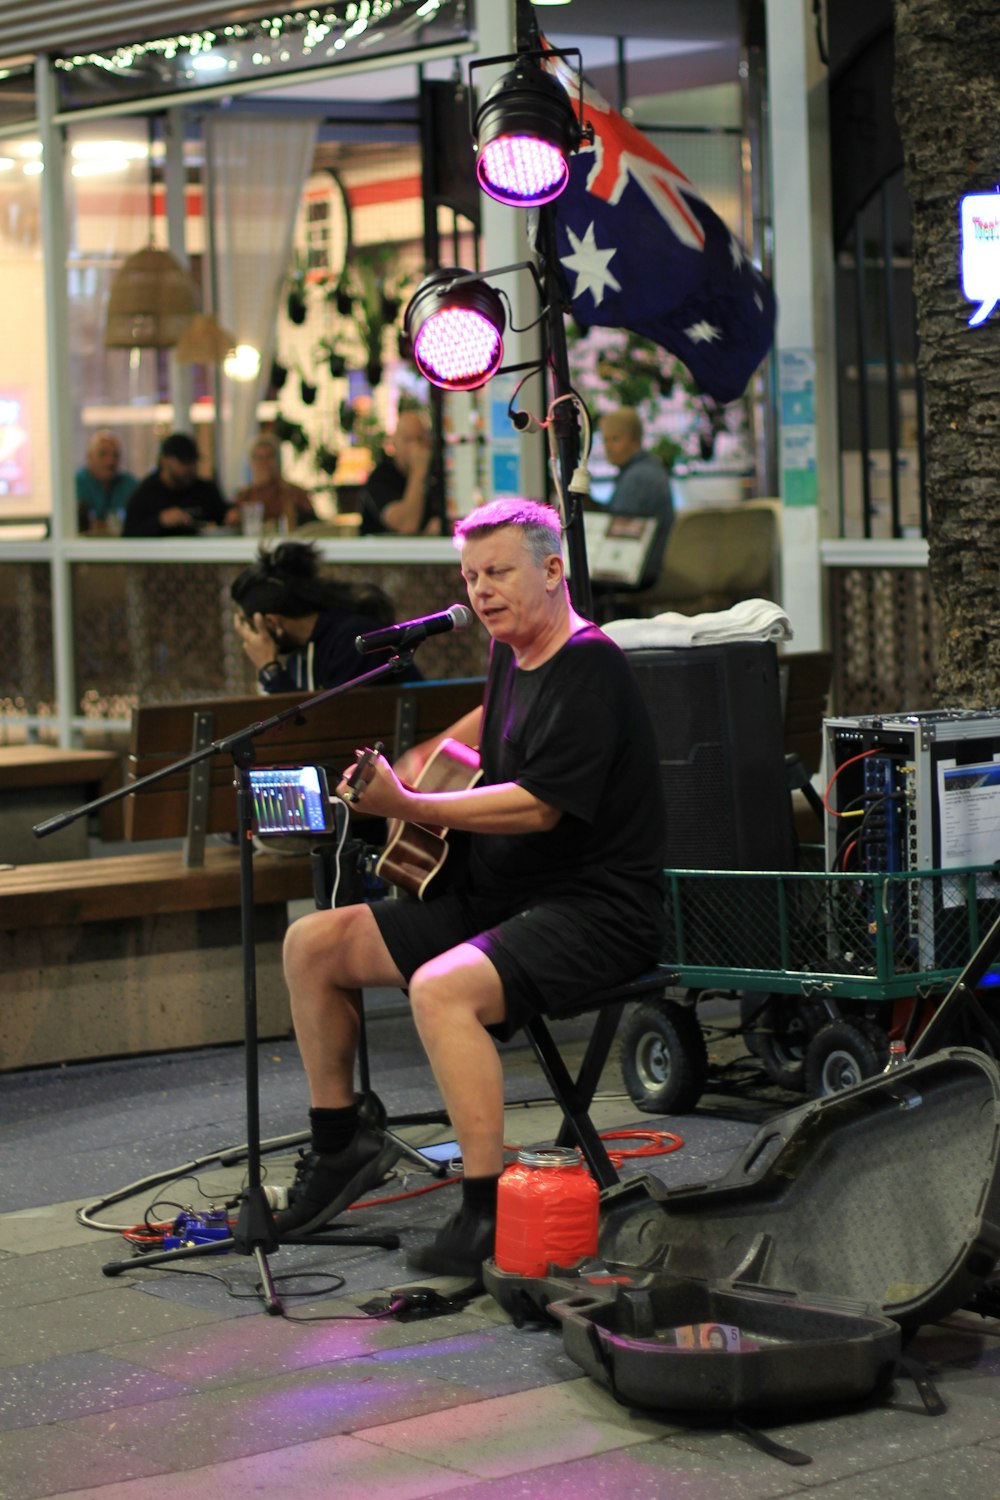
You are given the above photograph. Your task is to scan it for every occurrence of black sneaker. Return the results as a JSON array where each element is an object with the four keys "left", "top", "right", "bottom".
[
  {"left": 275, "top": 1124, "right": 400, "bottom": 1238},
  {"left": 406, "top": 1203, "right": 497, "bottom": 1284}
]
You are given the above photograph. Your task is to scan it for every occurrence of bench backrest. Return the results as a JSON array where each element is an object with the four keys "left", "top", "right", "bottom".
[{"left": 125, "top": 677, "right": 485, "bottom": 850}]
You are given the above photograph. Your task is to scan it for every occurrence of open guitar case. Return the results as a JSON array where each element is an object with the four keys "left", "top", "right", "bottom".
[{"left": 484, "top": 1047, "right": 1000, "bottom": 1427}]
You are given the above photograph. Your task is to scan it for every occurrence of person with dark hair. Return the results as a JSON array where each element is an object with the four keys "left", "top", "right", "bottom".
[
  {"left": 123, "top": 432, "right": 237, "bottom": 537},
  {"left": 268, "top": 499, "right": 666, "bottom": 1283},
  {"left": 359, "top": 408, "right": 444, "bottom": 536},
  {"left": 231, "top": 539, "right": 419, "bottom": 692}
]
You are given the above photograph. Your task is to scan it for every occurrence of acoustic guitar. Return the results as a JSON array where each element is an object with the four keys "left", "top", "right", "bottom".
[{"left": 373, "top": 737, "right": 482, "bottom": 899}]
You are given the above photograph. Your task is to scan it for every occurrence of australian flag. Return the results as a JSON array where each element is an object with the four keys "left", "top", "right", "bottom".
[{"left": 542, "top": 54, "right": 776, "bottom": 405}]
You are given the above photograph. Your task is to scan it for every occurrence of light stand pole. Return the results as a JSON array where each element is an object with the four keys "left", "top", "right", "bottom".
[{"left": 535, "top": 201, "right": 592, "bottom": 618}]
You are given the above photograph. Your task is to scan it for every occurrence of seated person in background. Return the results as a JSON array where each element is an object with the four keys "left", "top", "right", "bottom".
[
  {"left": 599, "top": 407, "right": 675, "bottom": 590},
  {"left": 231, "top": 538, "right": 421, "bottom": 692},
  {"left": 359, "top": 407, "right": 444, "bottom": 537},
  {"left": 233, "top": 433, "right": 315, "bottom": 531},
  {"left": 123, "top": 432, "right": 238, "bottom": 537},
  {"left": 75, "top": 429, "right": 136, "bottom": 533},
  {"left": 268, "top": 498, "right": 667, "bottom": 1282}
]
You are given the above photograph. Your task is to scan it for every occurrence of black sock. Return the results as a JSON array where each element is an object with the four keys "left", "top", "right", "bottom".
[
  {"left": 310, "top": 1103, "right": 359, "bottom": 1155},
  {"left": 462, "top": 1173, "right": 501, "bottom": 1217}
]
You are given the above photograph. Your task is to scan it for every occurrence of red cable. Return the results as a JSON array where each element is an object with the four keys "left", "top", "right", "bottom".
[
  {"left": 823, "top": 747, "right": 879, "bottom": 816},
  {"left": 598, "top": 1128, "right": 684, "bottom": 1168},
  {"left": 123, "top": 1130, "right": 689, "bottom": 1238}
]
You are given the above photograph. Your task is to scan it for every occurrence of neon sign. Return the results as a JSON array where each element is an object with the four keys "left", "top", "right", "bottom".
[{"left": 960, "top": 191, "right": 1000, "bottom": 326}]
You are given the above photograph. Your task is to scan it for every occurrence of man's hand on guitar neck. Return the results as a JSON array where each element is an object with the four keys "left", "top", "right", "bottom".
[{"left": 336, "top": 746, "right": 409, "bottom": 818}]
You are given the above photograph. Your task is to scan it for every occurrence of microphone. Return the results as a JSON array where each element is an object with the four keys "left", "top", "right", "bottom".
[{"left": 355, "top": 603, "right": 474, "bottom": 656}]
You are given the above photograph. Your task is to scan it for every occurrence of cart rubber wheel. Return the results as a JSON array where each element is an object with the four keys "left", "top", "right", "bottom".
[
  {"left": 855, "top": 1017, "right": 890, "bottom": 1070},
  {"left": 620, "top": 1001, "right": 708, "bottom": 1115},
  {"left": 754, "top": 997, "right": 817, "bottom": 1092},
  {"left": 804, "top": 1020, "right": 884, "bottom": 1098}
]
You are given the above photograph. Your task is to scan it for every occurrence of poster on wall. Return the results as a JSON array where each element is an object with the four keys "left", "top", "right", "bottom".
[{"left": 0, "top": 388, "right": 30, "bottom": 496}]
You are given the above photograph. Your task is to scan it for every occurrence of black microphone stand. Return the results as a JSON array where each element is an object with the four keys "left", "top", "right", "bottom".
[{"left": 33, "top": 652, "right": 416, "bottom": 1314}]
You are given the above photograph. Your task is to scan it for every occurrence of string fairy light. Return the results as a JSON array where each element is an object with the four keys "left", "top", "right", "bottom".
[{"left": 52, "top": 1, "right": 441, "bottom": 77}]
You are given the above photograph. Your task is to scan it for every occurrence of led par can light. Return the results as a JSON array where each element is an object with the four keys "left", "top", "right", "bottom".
[
  {"left": 405, "top": 268, "right": 506, "bottom": 390},
  {"left": 474, "top": 59, "right": 578, "bottom": 208}
]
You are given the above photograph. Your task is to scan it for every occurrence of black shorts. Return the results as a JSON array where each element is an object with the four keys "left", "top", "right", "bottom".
[{"left": 370, "top": 886, "right": 660, "bottom": 1042}]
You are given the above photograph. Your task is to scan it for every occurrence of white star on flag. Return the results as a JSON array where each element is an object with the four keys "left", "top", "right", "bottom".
[
  {"left": 685, "top": 320, "right": 723, "bottom": 344},
  {"left": 560, "top": 221, "right": 622, "bottom": 306}
]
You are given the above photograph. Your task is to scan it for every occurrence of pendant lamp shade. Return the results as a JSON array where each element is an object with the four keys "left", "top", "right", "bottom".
[
  {"left": 174, "top": 313, "right": 236, "bottom": 364},
  {"left": 104, "top": 246, "right": 198, "bottom": 348}
]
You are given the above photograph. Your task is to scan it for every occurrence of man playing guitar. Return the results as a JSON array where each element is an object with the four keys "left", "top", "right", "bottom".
[{"left": 274, "top": 498, "right": 667, "bottom": 1282}]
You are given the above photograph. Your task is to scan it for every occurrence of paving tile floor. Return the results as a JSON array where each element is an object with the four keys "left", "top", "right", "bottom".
[{"left": 3, "top": 994, "right": 1000, "bottom": 1500}]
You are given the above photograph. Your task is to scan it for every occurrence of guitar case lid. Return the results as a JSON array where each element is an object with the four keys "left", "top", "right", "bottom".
[{"left": 484, "top": 1047, "right": 1000, "bottom": 1414}]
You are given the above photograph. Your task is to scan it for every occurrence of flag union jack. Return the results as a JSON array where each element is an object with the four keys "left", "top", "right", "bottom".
[{"left": 544, "top": 56, "right": 776, "bottom": 404}]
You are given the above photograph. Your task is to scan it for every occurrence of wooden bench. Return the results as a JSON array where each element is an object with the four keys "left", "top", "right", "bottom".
[
  {"left": 124, "top": 678, "right": 486, "bottom": 862},
  {"left": 0, "top": 744, "right": 123, "bottom": 861},
  {"left": 0, "top": 677, "right": 485, "bottom": 1071}
]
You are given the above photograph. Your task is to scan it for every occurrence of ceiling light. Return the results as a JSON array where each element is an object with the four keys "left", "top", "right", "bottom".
[
  {"left": 223, "top": 343, "right": 261, "bottom": 381},
  {"left": 189, "top": 51, "right": 229, "bottom": 74},
  {"left": 404, "top": 268, "right": 506, "bottom": 390},
  {"left": 71, "top": 159, "right": 130, "bottom": 177},
  {"left": 72, "top": 140, "right": 148, "bottom": 162}
]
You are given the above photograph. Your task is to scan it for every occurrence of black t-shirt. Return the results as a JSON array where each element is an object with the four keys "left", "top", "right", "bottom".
[
  {"left": 123, "top": 472, "right": 229, "bottom": 536},
  {"left": 359, "top": 456, "right": 444, "bottom": 535},
  {"left": 470, "top": 626, "right": 666, "bottom": 945}
]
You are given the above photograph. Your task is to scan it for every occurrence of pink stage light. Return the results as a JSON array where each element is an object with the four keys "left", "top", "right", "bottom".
[
  {"left": 476, "top": 134, "right": 569, "bottom": 208},
  {"left": 405, "top": 269, "right": 507, "bottom": 391},
  {"left": 413, "top": 308, "right": 503, "bottom": 390},
  {"left": 473, "top": 58, "right": 578, "bottom": 210}
]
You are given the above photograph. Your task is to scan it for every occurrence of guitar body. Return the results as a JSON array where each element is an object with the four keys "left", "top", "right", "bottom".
[{"left": 375, "top": 737, "right": 482, "bottom": 899}]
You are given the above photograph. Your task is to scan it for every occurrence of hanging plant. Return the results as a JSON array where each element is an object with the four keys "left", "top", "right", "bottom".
[
  {"left": 335, "top": 243, "right": 414, "bottom": 391},
  {"left": 300, "top": 376, "right": 317, "bottom": 405},
  {"left": 314, "top": 336, "right": 347, "bottom": 378},
  {"left": 270, "top": 359, "right": 288, "bottom": 391},
  {"left": 314, "top": 443, "right": 340, "bottom": 476},
  {"left": 273, "top": 414, "right": 309, "bottom": 453},
  {"left": 287, "top": 287, "right": 307, "bottom": 325},
  {"left": 285, "top": 254, "right": 308, "bottom": 324},
  {"left": 652, "top": 435, "right": 684, "bottom": 473}
]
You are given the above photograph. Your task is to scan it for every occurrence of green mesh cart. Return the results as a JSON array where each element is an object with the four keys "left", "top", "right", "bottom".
[{"left": 619, "top": 861, "right": 1000, "bottom": 1112}]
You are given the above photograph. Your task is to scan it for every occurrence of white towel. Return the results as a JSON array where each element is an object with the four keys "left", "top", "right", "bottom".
[{"left": 603, "top": 597, "right": 794, "bottom": 649}]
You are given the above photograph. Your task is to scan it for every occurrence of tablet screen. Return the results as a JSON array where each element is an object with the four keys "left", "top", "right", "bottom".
[{"left": 248, "top": 765, "right": 332, "bottom": 834}]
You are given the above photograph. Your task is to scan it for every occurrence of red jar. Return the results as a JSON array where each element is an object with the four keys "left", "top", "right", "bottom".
[{"left": 494, "top": 1148, "right": 599, "bottom": 1276}]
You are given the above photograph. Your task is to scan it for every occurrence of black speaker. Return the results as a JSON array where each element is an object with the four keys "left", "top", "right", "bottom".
[
  {"left": 421, "top": 79, "right": 481, "bottom": 225},
  {"left": 626, "top": 641, "right": 794, "bottom": 872}
]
